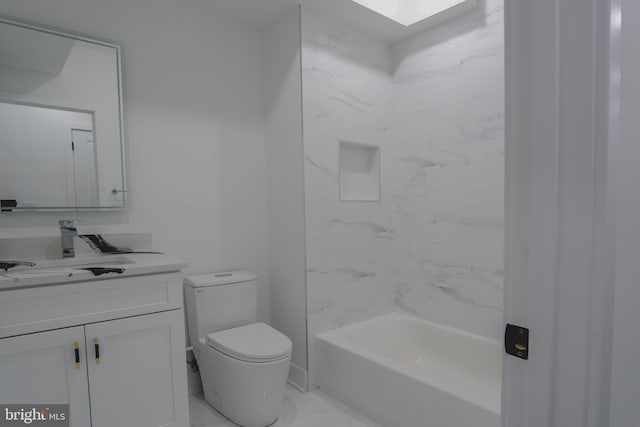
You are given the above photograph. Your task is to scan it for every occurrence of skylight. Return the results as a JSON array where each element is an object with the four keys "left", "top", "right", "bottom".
[{"left": 351, "top": 0, "right": 471, "bottom": 27}]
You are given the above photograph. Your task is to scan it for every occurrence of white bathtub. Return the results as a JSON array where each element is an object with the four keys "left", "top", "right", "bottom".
[{"left": 316, "top": 313, "right": 502, "bottom": 427}]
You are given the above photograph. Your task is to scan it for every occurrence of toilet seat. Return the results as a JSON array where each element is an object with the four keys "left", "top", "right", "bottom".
[{"left": 206, "top": 322, "right": 292, "bottom": 363}]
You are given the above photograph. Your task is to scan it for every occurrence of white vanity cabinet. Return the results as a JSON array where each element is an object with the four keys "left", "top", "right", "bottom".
[
  {"left": 0, "top": 326, "right": 92, "bottom": 426},
  {"left": 0, "top": 271, "right": 189, "bottom": 427},
  {"left": 86, "top": 310, "right": 187, "bottom": 427}
]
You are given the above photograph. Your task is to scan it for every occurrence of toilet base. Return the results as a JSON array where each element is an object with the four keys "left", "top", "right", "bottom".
[{"left": 194, "top": 339, "right": 291, "bottom": 427}]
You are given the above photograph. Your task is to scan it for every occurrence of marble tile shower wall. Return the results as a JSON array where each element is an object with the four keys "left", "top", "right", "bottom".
[
  {"left": 302, "top": 2, "right": 504, "bottom": 385},
  {"left": 302, "top": 8, "right": 396, "bottom": 386},
  {"left": 390, "top": 0, "right": 504, "bottom": 340}
]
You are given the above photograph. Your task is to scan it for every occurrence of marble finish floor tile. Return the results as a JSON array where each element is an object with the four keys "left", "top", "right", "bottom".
[{"left": 189, "top": 385, "right": 382, "bottom": 427}]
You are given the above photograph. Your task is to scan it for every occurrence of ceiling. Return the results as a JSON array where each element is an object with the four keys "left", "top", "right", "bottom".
[{"left": 210, "top": 0, "right": 477, "bottom": 43}]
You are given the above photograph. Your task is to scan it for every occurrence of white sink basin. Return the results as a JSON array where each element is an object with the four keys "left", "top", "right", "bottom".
[{"left": 9, "top": 255, "right": 134, "bottom": 273}]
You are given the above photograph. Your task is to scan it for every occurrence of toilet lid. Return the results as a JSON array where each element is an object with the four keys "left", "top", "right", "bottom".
[{"left": 206, "top": 323, "right": 292, "bottom": 363}]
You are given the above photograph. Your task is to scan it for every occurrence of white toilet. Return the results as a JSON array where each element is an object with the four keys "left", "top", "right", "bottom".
[{"left": 184, "top": 271, "right": 292, "bottom": 427}]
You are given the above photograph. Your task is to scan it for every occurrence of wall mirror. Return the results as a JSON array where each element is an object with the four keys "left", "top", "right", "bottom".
[{"left": 0, "top": 16, "right": 127, "bottom": 211}]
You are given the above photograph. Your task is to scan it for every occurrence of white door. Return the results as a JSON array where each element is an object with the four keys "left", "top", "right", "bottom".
[
  {"left": 0, "top": 326, "right": 92, "bottom": 426},
  {"left": 71, "top": 129, "right": 99, "bottom": 207},
  {"left": 85, "top": 310, "right": 189, "bottom": 427},
  {"left": 503, "top": 0, "right": 617, "bottom": 426}
]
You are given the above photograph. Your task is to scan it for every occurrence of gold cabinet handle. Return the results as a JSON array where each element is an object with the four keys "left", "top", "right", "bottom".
[
  {"left": 93, "top": 337, "right": 100, "bottom": 365},
  {"left": 73, "top": 341, "right": 81, "bottom": 369}
]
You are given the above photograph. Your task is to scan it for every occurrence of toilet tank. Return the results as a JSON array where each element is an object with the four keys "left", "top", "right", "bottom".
[{"left": 184, "top": 271, "right": 258, "bottom": 345}]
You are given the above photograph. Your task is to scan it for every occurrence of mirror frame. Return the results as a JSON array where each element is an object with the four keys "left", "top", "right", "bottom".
[{"left": 0, "top": 14, "right": 128, "bottom": 212}]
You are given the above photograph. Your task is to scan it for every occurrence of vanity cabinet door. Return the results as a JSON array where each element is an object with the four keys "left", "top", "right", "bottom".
[
  {"left": 0, "top": 326, "right": 92, "bottom": 426},
  {"left": 85, "top": 310, "right": 189, "bottom": 427}
]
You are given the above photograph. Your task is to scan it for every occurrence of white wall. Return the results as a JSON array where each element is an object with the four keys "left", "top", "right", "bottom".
[
  {"left": 264, "top": 6, "right": 309, "bottom": 390},
  {"left": 0, "top": 0, "right": 270, "bottom": 322}
]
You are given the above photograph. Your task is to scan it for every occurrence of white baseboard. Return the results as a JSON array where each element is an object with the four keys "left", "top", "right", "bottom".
[{"left": 287, "top": 362, "right": 308, "bottom": 392}]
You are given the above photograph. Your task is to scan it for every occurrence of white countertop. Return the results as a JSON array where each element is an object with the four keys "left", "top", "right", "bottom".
[{"left": 0, "top": 253, "right": 187, "bottom": 291}]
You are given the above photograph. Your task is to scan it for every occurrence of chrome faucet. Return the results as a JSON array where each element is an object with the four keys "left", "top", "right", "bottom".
[{"left": 58, "top": 219, "right": 79, "bottom": 258}]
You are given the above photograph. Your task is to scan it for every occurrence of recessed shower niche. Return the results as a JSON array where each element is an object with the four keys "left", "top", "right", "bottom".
[{"left": 338, "top": 141, "right": 381, "bottom": 202}]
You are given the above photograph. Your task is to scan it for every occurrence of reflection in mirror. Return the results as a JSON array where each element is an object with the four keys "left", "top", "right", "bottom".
[
  {"left": 0, "top": 16, "right": 126, "bottom": 211},
  {"left": 1, "top": 102, "right": 97, "bottom": 207}
]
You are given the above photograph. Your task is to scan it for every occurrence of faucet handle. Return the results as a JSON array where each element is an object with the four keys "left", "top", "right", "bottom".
[{"left": 58, "top": 219, "right": 81, "bottom": 228}]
